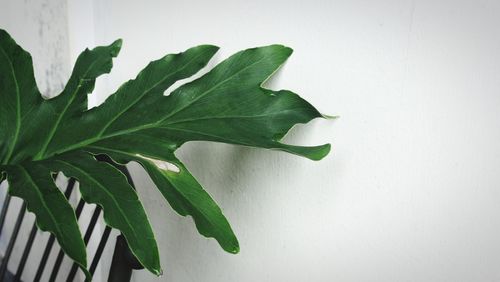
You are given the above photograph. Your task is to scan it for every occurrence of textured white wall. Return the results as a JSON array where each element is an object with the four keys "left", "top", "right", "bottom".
[
  {"left": 3, "top": 0, "right": 500, "bottom": 281},
  {"left": 81, "top": 1, "right": 500, "bottom": 281},
  {"left": 0, "top": 0, "right": 70, "bottom": 96}
]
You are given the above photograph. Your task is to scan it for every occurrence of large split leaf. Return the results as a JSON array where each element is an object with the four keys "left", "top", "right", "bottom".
[{"left": 0, "top": 28, "right": 330, "bottom": 278}]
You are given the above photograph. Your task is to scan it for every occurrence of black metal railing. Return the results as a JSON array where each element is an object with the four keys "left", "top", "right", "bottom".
[{"left": 0, "top": 157, "right": 143, "bottom": 282}]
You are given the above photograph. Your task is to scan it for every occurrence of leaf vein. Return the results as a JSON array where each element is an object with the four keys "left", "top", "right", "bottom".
[
  {"left": 96, "top": 50, "right": 211, "bottom": 137},
  {"left": 0, "top": 45, "right": 21, "bottom": 164},
  {"left": 16, "top": 166, "right": 65, "bottom": 243},
  {"left": 53, "top": 159, "right": 139, "bottom": 239}
]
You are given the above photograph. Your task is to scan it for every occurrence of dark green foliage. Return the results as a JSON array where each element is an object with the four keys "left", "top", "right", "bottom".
[{"left": 0, "top": 29, "right": 329, "bottom": 278}]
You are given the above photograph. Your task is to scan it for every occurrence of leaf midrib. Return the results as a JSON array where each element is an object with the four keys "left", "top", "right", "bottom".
[
  {"left": 161, "top": 109, "right": 297, "bottom": 125},
  {"left": 35, "top": 60, "right": 98, "bottom": 160},
  {"left": 156, "top": 55, "right": 266, "bottom": 123},
  {"left": 95, "top": 50, "right": 211, "bottom": 138},
  {"left": 17, "top": 166, "right": 66, "bottom": 245},
  {"left": 50, "top": 56, "right": 266, "bottom": 157},
  {"left": 54, "top": 159, "right": 139, "bottom": 240},
  {"left": 0, "top": 45, "right": 21, "bottom": 164}
]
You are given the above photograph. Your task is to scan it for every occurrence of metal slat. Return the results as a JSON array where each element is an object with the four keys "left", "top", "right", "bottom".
[
  {"left": 89, "top": 226, "right": 112, "bottom": 275},
  {"left": 33, "top": 234, "right": 55, "bottom": 282},
  {"left": 66, "top": 206, "right": 102, "bottom": 281},
  {"left": 48, "top": 247, "right": 65, "bottom": 281},
  {"left": 13, "top": 223, "right": 37, "bottom": 282},
  {"left": 2, "top": 157, "right": 143, "bottom": 282},
  {"left": 108, "top": 235, "right": 143, "bottom": 282},
  {"left": 0, "top": 194, "right": 12, "bottom": 238},
  {"left": 0, "top": 201, "right": 27, "bottom": 280}
]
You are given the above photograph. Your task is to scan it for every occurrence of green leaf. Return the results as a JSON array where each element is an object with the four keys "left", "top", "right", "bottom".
[
  {"left": 44, "top": 44, "right": 220, "bottom": 155},
  {"left": 85, "top": 146, "right": 240, "bottom": 253},
  {"left": 0, "top": 27, "right": 330, "bottom": 277},
  {"left": 41, "top": 151, "right": 162, "bottom": 275},
  {"left": 0, "top": 29, "right": 41, "bottom": 164},
  {"left": 0, "top": 29, "right": 121, "bottom": 164},
  {"left": 4, "top": 164, "right": 90, "bottom": 280},
  {"left": 33, "top": 38, "right": 122, "bottom": 160}
]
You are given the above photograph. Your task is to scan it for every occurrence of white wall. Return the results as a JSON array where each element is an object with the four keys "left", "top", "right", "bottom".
[
  {"left": 0, "top": 0, "right": 70, "bottom": 96},
  {"left": 3, "top": 0, "right": 500, "bottom": 281},
  {"left": 83, "top": 1, "right": 500, "bottom": 281}
]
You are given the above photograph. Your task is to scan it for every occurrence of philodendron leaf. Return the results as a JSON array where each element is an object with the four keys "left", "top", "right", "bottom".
[{"left": 0, "top": 27, "right": 330, "bottom": 278}]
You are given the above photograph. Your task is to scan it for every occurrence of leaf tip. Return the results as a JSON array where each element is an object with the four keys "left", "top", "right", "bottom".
[
  {"left": 293, "top": 143, "right": 332, "bottom": 161},
  {"left": 322, "top": 113, "right": 339, "bottom": 120},
  {"left": 271, "top": 44, "right": 293, "bottom": 58},
  {"left": 283, "top": 45, "right": 294, "bottom": 56},
  {"left": 81, "top": 267, "right": 92, "bottom": 282},
  {"left": 154, "top": 267, "right": 164, "bottom": 277},
  {"left": 226, "top": 241, "right": 240, "bottom": 254},
  {"left": 198, "top": 44, "right": 220, "bottom": 57},
  {"left": 110, "top": 39, "right": 123, "bottom": 57},
  {"left": 315, "top": 143, "right": 332, "bottom": 160}
]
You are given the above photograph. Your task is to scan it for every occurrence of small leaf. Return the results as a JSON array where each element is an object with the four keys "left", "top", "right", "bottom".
[
  {"left": 85, "top": 146, "right": 240, "bottom": 253},
  {"left": 140, "top": 156, "right": 240, "bottom": 253},
  {"left": 42, "top": 151, "right": 162, "bottom": 275}
]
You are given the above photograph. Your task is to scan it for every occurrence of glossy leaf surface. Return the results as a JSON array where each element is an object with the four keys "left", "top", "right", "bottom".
[{"left": 0, "top": 28, "right": 330, "bottom": 277}]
